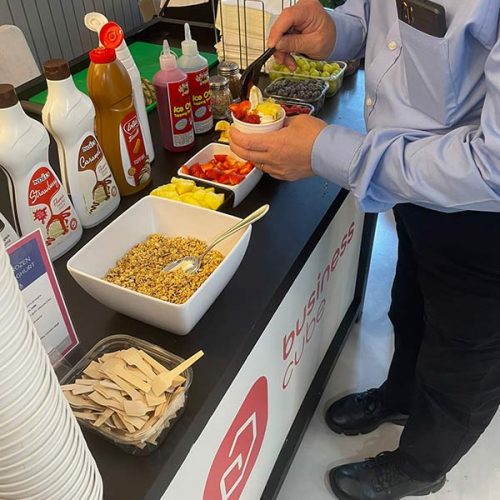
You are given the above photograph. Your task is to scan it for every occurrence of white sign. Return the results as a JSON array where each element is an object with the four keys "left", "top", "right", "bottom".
[
  {"left": 163, "top": 194, "right": 364, "bottom": 500},
  {"left": 7, "top": 229, "right": 78, "bottom": 364}
]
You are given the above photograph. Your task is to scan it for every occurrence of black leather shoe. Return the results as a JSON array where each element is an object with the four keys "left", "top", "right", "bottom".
[
  {"left": 325, "top": 389, "right": 408, "bottom": 435},
  {"left": 328, "top": 451, "right": 446, "bottom": 500}
]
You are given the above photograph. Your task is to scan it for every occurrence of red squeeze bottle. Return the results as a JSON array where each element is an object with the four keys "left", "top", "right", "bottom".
[{"left": 153, "top": 40, "right": 195, "bottom": 152}]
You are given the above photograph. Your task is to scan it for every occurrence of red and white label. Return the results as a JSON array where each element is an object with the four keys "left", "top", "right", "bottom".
[
  {"left": 167, "top": 78, "right": 195, "bottom": 148},
  {"left": 119, "top": 110, "right": 151, "bottom": 187},
  {"left": 203, "top": 377, "right": 268, "bottom": 500},
  {"left": 27, "top": 165, "right": 79, "bottom": 247},
  {"left": 187, "top": 67, "right": 212, "bottom": 134}
]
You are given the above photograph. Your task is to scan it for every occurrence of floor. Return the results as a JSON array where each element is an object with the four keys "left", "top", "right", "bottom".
[{"left": 277, "top": 211, "right": 500, "bottom": 500}]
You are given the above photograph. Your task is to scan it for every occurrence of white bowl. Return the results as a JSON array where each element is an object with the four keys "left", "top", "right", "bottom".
[
  {"left": 67, "top": 196, "right": 251, "bottom": 335},
  {"left": 177, "top": 143, "right": 263, "bottom": 207},
  {"left": 231, "top": 107, "right": 285, "bottom": 134}
]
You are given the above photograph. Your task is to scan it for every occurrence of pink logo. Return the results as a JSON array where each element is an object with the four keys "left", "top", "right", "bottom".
[{"left": 203, "top": 377, "right": 268, "bottom": 500}]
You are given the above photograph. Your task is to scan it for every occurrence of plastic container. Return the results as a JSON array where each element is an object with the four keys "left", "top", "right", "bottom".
[
  {"left": 84, "top": 14, "right": 155, "bottom": 164},
  {"left": 263, "top": 77, "right": 329, "bottom": 114},
  {"left": 0, "top": 84, "right": 82, "bottom": 261},
  {"left": 268, "top": 58, "right": 347, "bottom": 97},
  {"left": 276, "top": 99, "right": 315, "bottom": 116},
  {"left": 178, "top": 143, "right": 263, "bottom": 207},
  {"left": 178, "top": 23, "right": 213, "bottom": 135},
  {"left": 153, "top": 40, "right": 195, "bottom": 152},
  {"left": 60, "top": 335, "right": 193, "bottom": 455},
  {"left": 88, "top": 47, "right": 152, "bottom": 196},
  {"left": 42, "top": 58, "right": 120, "bottom": 228},
  {"left": 0, "top": 212, "right": 18, "bottom": 248}
]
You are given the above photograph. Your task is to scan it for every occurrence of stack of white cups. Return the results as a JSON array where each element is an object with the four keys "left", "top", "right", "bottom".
[{"left": 0, "top": 238, "right": 103, "bottom": 499}]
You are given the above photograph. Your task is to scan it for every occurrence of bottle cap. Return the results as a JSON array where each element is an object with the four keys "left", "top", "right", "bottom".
[
  {"left": 218, "top": 61, "right": 240, "bottom": 76},
  {"left": 0, "top": 84, "right": 18, "bottom": 109},
  {"left": 181, "top": 23, "right": 199, "bottom": 57},
  {"left": 160, "top": 40, "right": 177, "bottom": 70},
  {"left": 84, "top": 12, "right": 108, "bottom": 33},
  {"left": 43, "top": 59, "right": 71, "bottom": 81},
  {"left": 209, "top": 75, "right": 229, "bottom": 90},
  {"left": 89, "top": 48, "right": 116, "bottom": 64},
  {"left": 99, "top": 21, "right": 124, "bottom": 50}
]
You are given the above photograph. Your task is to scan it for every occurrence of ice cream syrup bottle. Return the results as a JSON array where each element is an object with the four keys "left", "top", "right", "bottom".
[
  {"left": 42, "top": 59, "right": 120, "bottom": 228},
  {"left": 0, "top": 84, "right": 82, "bottom": 261},
  {"left": 87, "top": 47, "right": 152, "bottom": 196},
  {"left": 153, "top": 40, "right": 195, "bottom": 152},
  {"left": 177, "top": 23, "right": 213, "bottom": 135}
]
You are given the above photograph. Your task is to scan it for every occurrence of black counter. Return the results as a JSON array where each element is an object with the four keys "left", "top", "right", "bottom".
[{"left": 0, "top": 20, "right": 373, "bottom": 500}]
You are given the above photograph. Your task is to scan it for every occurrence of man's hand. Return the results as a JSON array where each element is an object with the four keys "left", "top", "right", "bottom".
[
  {"left": 229, "top": 115, "right": 327, "bottom": 181},
  {"left": 268, "top": 0, "right": 336, "bottom": 70}
]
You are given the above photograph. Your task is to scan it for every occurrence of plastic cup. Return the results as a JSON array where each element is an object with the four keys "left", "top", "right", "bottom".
[{"left": 231, "top": 108, "right": 285, "bottom": 134}]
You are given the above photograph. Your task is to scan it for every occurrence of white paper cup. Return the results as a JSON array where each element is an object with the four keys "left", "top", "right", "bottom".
[
  {"left": 0, "top": 419, "right": 81, "bottom": 497},
  {"left": 0, "top": 362, "right": 58, "bottom": 441},
  {"left": 64, "top": 456, "right": 93, "bottom": 500},
  {"left": 0, "top": 279, "right": 23, "bottom": 326},
  {"left": 0, "top": 347, "right": 47, "bottom": 417},
  {"left": 231, "top": 108, "right": 285, "bottom": 134},
  {"left": 0, "top": 404, "right": 78, "bottom": 484},
  {"left": 0, "top": 318, "right": 35, "bottom": 375}
]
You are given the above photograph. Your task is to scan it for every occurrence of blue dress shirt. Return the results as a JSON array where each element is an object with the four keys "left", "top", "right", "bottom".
[{"left": 311, "top": 0, "right": 500, "bottom": 212}]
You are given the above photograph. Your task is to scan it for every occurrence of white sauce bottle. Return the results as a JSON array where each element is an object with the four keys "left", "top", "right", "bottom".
[
  {"left": 0, "top": 84, "right": 82, "bottom": 260},
  {"left": 42, "top": 58, "right": 120, "bottom": 228}
]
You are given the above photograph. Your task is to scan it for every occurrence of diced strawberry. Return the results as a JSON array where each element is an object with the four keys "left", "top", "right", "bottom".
[
  {"left": 242, "top": 114, "right": 261, "bottom": 124},
  {"left": 228, "top": 173, "right": 245, "bottom": 185},
  {"left": 214, "top": 154, "right": 227, "bottom": 162}
]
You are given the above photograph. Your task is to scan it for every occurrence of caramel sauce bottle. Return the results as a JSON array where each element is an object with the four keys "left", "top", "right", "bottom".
[{"left": 87, "top": 47, "right": 151, "bottom": 197}]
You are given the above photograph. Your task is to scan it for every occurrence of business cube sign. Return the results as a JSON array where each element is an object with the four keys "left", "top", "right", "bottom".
[{"left": 203, "top": 377, "right": 268, "bottom": 500}]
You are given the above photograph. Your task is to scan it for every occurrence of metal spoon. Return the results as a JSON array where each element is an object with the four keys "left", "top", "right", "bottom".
[{"left": 162, "top": 204, "right": 270, "bottom": 274}]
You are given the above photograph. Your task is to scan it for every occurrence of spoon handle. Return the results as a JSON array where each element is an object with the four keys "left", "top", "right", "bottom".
[{"left": 202, "top": 204, "right": 270, "bottom": 257}]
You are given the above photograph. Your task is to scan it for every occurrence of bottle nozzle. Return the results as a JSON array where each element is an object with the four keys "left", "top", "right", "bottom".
[
  {"left": 181, "top": 23, "right": 198, "bottom": 57},
  {"left": 184, "top": 23, "right": 192, "bottom": 42},
  {"left": 159, "top": 39, "right": 177, "bottom": 70}
]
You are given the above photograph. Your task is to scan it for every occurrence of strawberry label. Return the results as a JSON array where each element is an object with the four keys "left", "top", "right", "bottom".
[
  {"left": 27, "top": 165, "right": 80, "bottom": 247},
  {"left": 167, "top": 78, "right": 195, "bottom": 148},
  {"left": 119, "top": 110, "right": 151, "bottom": 187},
  {"left": 187, "top": 67, "right": 212, "bottom": 134},
  {"left": 78, "top": 134, "right": 119, "bottom": 216}
]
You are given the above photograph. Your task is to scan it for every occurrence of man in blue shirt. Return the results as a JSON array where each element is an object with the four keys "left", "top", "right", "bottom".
[{"left": 230, "top": 0, "right": 500, "bottom": 499}]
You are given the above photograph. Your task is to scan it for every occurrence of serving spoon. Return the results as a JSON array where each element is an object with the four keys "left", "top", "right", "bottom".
[{"left": 162, "top": 204, "right": 270, "bottom": 274}]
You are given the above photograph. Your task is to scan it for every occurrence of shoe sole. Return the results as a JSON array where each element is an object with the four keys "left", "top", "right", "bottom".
[
  {"left": 326, "top": 415, "right": 409, "bottom": 436},
  {"left": 328, "top": 470, "right": 446, "bottom": 500}
]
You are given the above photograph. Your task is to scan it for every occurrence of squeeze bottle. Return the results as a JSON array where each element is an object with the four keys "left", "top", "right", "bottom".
[
  {"left": 177, "top": 23, "right": 213, "bottom": 135},
  {"left": 0, "top": 211, "right": 19, "bottom": 248},
  {"left": 87, "top": 47, "right": 152, "bottom": 196},
  {"left": 153, "top": 40, "right": 195, "bottom": 152},
  {"left": 0, "top": 84, "right": 82, "bottom": 260},
  {"left": 84, "top": 14, "right": 155, "bottom": 164},
  {"left": 42, "top": 59, "right": 120, "bottom": 228}
]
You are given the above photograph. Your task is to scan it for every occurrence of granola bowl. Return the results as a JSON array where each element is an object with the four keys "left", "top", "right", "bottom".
[{"left": 66, "top": 197, "right": 251, "bottom": 335}]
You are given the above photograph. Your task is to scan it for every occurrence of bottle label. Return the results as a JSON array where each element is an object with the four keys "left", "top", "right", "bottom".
[
  {"left": 187, "top": 67, "right": 213, "bottom": 134},
  {"left": 167, "top": 78, "right": 195, "bottom": 148},
  {"left": 27, "top": 164, "right": 80, "bottom": 247},
  {"left": 119, "top": 110, "right": 151, "bottom": 187},
  {"left": 78, "top": 134, "right": 119, "bottom": 216}
]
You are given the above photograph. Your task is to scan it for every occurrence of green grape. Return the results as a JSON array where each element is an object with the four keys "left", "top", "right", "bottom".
[
  {"left": 323, "top": 63, "right": 334, "bottom": 74},
  {"left": 332, "top": 63, "right": 341, "bottom": 72},
  {"left": 321, "top": 71, "right": 331, "bottom": 78},
  {"left": 310, "top": 68, "right": 320, "bottom": 77},
  {"left": 282, "top": 66, "right": 291, "bottom": 74}
]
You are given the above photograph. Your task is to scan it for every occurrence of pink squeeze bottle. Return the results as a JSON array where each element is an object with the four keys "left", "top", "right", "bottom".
[{"left": 153, "top": 40, "right": 195, "bottom": 152}]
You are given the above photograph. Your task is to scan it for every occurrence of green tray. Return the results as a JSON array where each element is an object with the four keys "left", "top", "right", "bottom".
[{"left": 29, "top": 41, "right": 219, "bottom": 112}]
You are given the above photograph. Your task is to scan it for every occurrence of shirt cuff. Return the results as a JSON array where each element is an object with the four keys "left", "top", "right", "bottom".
[
  {"left": 328, "top": 10, "right": 364, "bottom": 61},
  {"left": 311, "top": 124, "right": 364, "bottom": 188}
]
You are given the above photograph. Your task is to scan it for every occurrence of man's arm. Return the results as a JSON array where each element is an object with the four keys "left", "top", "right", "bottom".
[
  {"left": 328, "top": 0, "right": 370, "bottom": 61},
  {"left": 312, "top": 36, "right": 500, "bottom": 213}
]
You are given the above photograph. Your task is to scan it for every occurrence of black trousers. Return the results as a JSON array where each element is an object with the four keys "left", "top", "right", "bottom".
[{"left": 380, "top": 204, "right": 500, "bottom": 482}]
